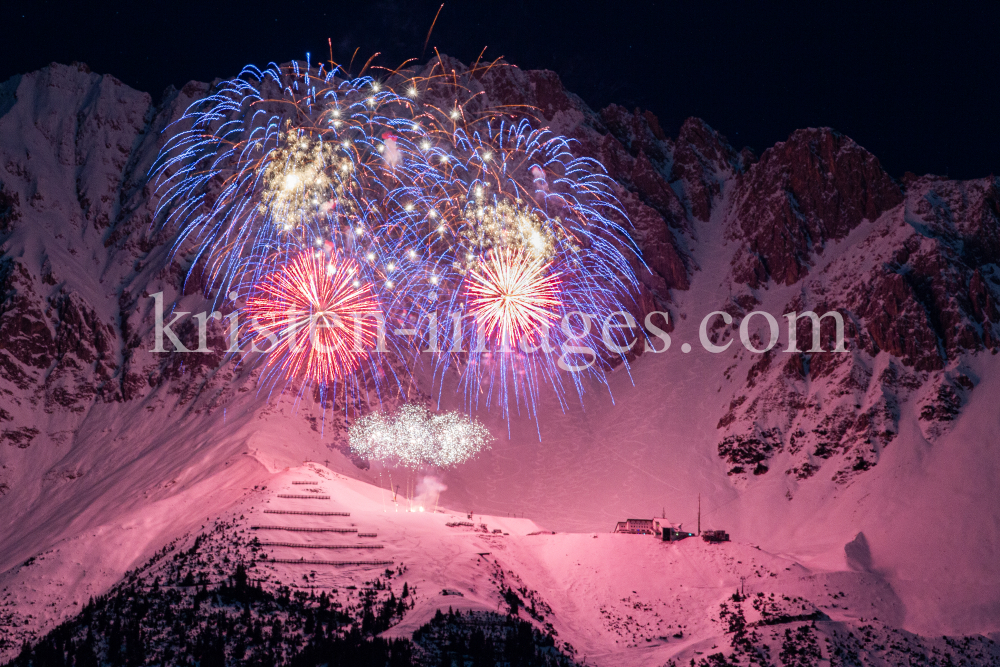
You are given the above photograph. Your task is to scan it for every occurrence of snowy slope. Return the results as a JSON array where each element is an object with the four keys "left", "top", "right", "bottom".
[{"left": 6, "top": 466, "right": 999, "bottom": 666}]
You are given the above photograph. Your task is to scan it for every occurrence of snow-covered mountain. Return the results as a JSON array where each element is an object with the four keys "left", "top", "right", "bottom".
[
  {"left": 6, "top": 465, "right": 1000, "bottom": 666},
  {"left": 1, "top": 59, "right": 999, "bottom": 663}
]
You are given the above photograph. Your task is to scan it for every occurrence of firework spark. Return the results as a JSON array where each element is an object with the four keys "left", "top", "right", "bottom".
[
  {"left": 453, "top": 198, "right": 577, "bottom": 268},
  {"left": 466, "top": 248, "right": 562, "bottom": 346},
  {"left": 245, "top": 251, "right": 380, "bottom": 386},
  {"left": 258, "top": 129, "right": 337, "bottom": 231},
  {"left": 349, "top": 404, "right": 492, "bottom": 468}
]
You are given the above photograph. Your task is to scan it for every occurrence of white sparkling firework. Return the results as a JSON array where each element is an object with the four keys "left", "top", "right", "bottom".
[
  {"left": 258, "top": 129, "right": 339, "bottom": 231},
  {"left": 348, "top": 404, "right": 492, "bottom": 468}
]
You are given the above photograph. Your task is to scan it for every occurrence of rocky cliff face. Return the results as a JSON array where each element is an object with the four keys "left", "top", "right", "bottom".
[
  {"left": 1, "top": 59, "right": 998, "bottom": 499},
  {"left": 727, "top": 128, "right": 905, "bottom": 288},
  {"left": 715, "top": 165, "right": 999, "bottom": 484}
]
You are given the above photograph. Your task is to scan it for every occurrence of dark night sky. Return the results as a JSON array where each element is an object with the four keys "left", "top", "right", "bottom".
[{"left": 2, "top": 1, "right": 997, "bottom": 179}]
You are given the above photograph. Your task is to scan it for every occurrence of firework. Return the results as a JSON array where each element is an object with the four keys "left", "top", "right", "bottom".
[
  {"left": 151, "top": 58, "right": 417, "bottom": 298},
  {"left": 466, "top": 247, "right": 562, "bottom": 346},
  {"left": 244, "top": 251, "right": 381, "bottom": 387},
  {"left": 452, "top": 197, "right": 578, "bottom": 268},
  {"left": 258, "top": 129, "right": 337, "bottom": 231},
  {"left": 348, "top": 404, "right": 492, "bottom": 468},
  {"left": 378, "top": 111, "right": 645, "bottom": 423},
  {"left": 150, "top": 55, "right": 645, "bottom": 427}
]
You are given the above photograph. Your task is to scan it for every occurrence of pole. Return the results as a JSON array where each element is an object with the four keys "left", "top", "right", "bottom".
[
  {"left": 380, "top": 474, "right": 386, "bottom": 512},
  {"left": 697, "top": 493, "right": 701, "bottom": 536}
]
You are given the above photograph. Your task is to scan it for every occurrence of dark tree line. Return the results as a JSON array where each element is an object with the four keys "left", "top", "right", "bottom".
[{"left": 3, "top": 521, "right": 577, "bottom": 667}]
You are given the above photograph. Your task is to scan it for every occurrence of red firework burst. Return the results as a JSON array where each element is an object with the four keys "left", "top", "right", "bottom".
[
  {"left": 245, "top": 252, "right": 380, "bottom": 385},
  {"left": 466, "top": 248, "right": 562, "bottom": 346}
]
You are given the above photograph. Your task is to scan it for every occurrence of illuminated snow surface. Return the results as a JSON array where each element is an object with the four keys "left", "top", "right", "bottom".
[{"left": 10, "top": 463, "right": 997, "bottom": 666}]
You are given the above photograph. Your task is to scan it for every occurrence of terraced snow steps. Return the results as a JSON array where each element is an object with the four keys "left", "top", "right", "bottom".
[
  {"left": 264, "top": 510, "right": 351, "bottom": 516},
  {"left": 266, "top": 559, "right": 393, "bottom": 566},
  {"left": 251, "top": 526, "right": 358, "bottom": 533},
  {"left": 258, "top": 542, "right": 384, "bottom": 549}
]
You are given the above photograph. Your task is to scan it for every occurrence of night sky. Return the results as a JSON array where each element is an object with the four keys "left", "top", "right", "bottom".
[{"left": 2, "top": 0, "right": 997, "bottom": 179}]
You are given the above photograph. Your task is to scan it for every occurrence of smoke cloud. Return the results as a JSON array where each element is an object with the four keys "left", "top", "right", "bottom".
[{"left": 415, "top": 475, "right": 447, "bottom": 510}]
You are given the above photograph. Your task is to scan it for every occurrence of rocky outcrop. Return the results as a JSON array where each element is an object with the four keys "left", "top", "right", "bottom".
[
  {"left": 670, "top": 117, "right": 747, "bottom": 222},
  {"left": 728, "top": 128, "right": 903, "bottom": 288},
  {"left": 715, "top": 171, "right": 1000, "bottom": 484}
]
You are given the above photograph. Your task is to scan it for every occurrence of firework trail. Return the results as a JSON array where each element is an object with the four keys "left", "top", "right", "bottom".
[{"left": 380, "top": 107, "right": 645, "bottom": 425}]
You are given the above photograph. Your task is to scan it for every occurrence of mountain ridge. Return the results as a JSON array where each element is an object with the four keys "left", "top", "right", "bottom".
[{"left": 0, "top": 58, "right": 998, "bottom": 652}]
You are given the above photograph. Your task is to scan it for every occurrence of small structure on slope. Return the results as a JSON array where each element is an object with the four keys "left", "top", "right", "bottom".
[
  {"left": 655, "top": 518, "right": 695, "bottom": 542},
  {"left": 613, "top": 517, "right": 696, "bottom": 541},
  {"left": 702, "top": 529, "right": 730, "bottom": 543},
  {"left": 613, "top": 518, "right": 656, "bottom": 535}
]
